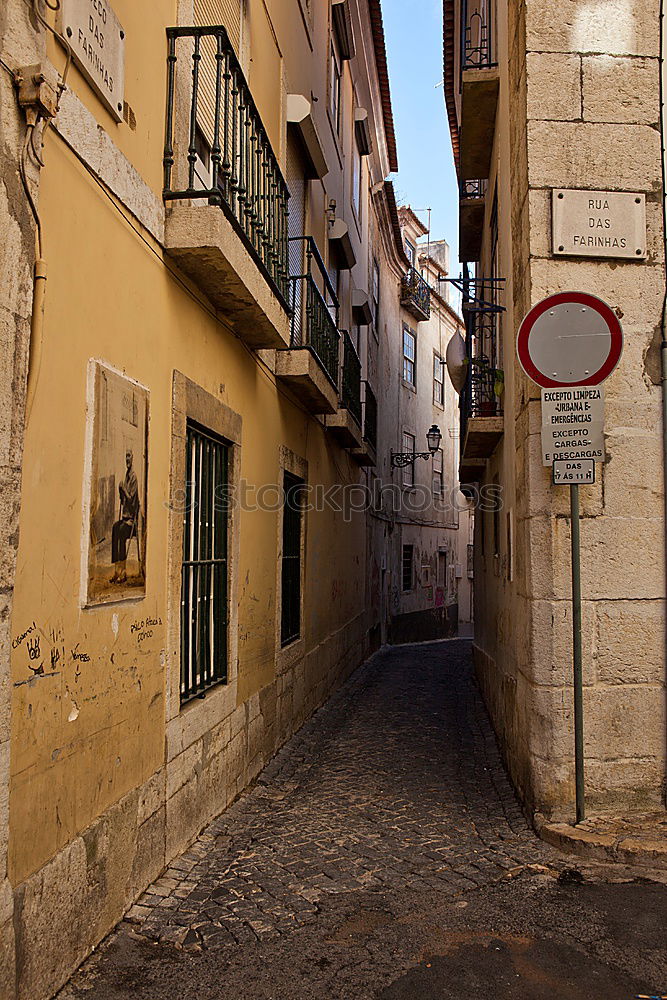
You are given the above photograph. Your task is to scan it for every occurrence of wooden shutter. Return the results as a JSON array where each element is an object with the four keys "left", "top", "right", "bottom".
[
  {"left": 194, "top": 0, "right": 242, "bottom": 146},
  {"left": 194, "top": 0, "right": 241, "bottom": 52}
]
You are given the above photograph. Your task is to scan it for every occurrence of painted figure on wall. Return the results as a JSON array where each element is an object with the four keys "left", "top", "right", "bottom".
[
  {"left": 86, "top": 362, "right": 149, "bottom": 605},
  {"left": 110, "top": 449, "right": 140, "bottom": 583}
]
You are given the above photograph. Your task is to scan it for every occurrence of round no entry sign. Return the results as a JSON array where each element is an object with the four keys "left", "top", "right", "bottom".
[{"left": 516, "top": 291, "right": 623, "bottom": 388}]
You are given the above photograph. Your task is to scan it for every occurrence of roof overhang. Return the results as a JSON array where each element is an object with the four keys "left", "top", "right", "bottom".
[{"left": 368, "top": 0, "right": 398, "bottom": 173}]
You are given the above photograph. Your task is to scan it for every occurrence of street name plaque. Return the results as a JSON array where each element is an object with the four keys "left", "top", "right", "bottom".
[
  {"left": 58, "top": 0, "right": 125, "bottom": 121},
  {"left": 552, "top": 189, "right": 646, "bottom": 260}
]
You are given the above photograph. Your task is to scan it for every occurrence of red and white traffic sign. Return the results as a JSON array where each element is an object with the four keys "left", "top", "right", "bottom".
[{"left": 516, "top": 291, "right": 623, "bottom": 388}]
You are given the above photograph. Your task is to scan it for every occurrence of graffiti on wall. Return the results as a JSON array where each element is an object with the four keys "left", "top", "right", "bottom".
[{"left": 85, "top": 363, "right": 149, "bottom": 605}]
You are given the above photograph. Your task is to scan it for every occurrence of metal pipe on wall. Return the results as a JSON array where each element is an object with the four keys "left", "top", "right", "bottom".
[{"left": 659, "top": 0, "right": 667, "bottom": 809}]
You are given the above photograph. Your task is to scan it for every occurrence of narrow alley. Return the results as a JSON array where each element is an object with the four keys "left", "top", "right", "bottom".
[{"left": 59, "top": 642, "right": 667, "bottom": 1000}]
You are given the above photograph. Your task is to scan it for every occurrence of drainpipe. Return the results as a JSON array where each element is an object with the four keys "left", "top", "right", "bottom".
[{"left": 660, "top": 0, "right": 667, "bottom": 808}]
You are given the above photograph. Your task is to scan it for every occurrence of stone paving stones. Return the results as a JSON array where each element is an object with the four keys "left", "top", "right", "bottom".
[{"left": 124, "top": 640, "right": 557, "bottom": 953}]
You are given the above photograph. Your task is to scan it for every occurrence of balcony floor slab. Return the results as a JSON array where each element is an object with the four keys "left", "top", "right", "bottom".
[
  {"left": 460, "top": 67, "right": 500, "bottom": 180},
  {"left": 164, "top": 203, "right": 291, "bottom": 350},
  {"left": 462, "top": 415, "right": 504, "bottom": 462},
  {"left": 325, "top": 408, "right": 363, "bottom": 449},
  {"left": 275, "top": 348, "right": 338, "bottom": 414}
]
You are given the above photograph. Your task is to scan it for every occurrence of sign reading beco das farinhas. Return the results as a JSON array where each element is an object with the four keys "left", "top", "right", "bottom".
[
  {"left": 58, "top": 0, "right": 125, "bottom": 122},
  {"left": 552, "top": 189, "right": 646, "bottom": 260}
]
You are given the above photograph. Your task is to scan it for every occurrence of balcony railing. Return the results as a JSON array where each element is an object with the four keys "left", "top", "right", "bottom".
[
  {"left": 460, "top": 178, "right": 487, "bottom": 199},
  {"left": 340, "top": 331, "right": 362, "bottom": 425},
  {"left": 400, "top": 266, "right": 431, "bottom": 321},
  {"left": 459, "top": 266, "right": 505, "bottom": 448},
  {"left": 461, "top": 0, "right": 495, "bottom": 70},
  {"left": 288, "top": 237, "right": 340, "bottom": 386},
  {"left": 362, "top": 382, "right": 377, "bottom": 451},
  {"left": 163, "top": 26, "right": 290, "bottom": 305}
]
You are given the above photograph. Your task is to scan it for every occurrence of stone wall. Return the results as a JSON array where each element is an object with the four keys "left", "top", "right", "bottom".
[
  {"left": 474, "top": 0, "right": 666, "bottom": 822},
  {"left": 0, "top": 1, "right": 47, "bottom": 991}
]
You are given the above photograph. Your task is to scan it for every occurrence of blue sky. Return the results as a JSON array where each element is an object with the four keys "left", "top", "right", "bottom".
[{"left": 382, "top": 0, "right": 459, "bottom": 270}]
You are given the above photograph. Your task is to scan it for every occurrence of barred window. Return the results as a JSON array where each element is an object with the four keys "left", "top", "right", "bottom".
[
  {"left": 281, "top": 472, "right": 304, "bottom": 646},
  {"left": 402, "top": 544, "right": 414, "bottom": 592},
  {"left": 180, "top": 422, "right": 229, "bottom": 703}
]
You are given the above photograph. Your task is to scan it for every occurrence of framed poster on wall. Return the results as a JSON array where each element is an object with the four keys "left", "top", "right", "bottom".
[{"left": 83, "top": 361, "right": 149, "bottom": 606}]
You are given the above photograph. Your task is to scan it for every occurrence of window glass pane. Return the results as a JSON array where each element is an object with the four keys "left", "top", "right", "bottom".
[
  {"left": 403, "top": 328, "right": 416, "bottom": 384},
  {"left": 402, "top": 433, "right": 415, "bottom": 487}
]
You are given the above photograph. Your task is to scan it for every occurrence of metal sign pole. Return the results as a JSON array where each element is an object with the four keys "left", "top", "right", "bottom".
[{"left": 570, "top": 483, "right": 585, "bottom": 823}]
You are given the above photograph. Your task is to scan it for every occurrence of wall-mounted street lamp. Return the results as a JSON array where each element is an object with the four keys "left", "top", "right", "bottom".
[{"left": 390, "top": 424, "right": 442, "bottom": 469}]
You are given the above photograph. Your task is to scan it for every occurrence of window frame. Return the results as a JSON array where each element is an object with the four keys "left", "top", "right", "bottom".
[
  {"left": 167, "top": 371, "right": 241, "bottom": 726},
  {"left": 401, "top": 431, "right": 415, "bottom": 488},
  {"left": 405, "top": 238, "right": 416, "bottom": 266},
  {"left": 433, "top": 352, "right": 444, "bottom": 406},
  {"left": 180, "top": 420, "right": 230, "bottom": 704},
  {"left": 402, "top": 325, "right": 416, "bottom": 386},
  {"left": 432, "top": 447, "right": 444, "bottom": 496},
  {"left": 352, "top": 134, "right": 362, "bottom": 220},
  {"left": 371, "top": 257, "right": 380, "bottom": 339},
  {"left": 330, "top": 36, "right": 342, "bottom": 135}
]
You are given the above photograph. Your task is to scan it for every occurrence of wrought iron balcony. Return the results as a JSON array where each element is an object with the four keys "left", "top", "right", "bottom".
[
  {"left": 457, "top": 267, "right": 505, "bottom": 479},
  {"left": 460, "top": 178, "right": 487, "bottom": 200},
  {"left": 400, "top": 266, "right": 430, "bottom": 322},
  {"left": 461, "top": 0, "right": 496, "bottom": 70},
  {"left": 163, "top": 25, "right": 290, "bottom": 307},
  {"left": 340, "top": 331, "right": 362, "bottom": 425},
  {"left": 288, "top": 237, "right": 340, "bottom": 386},
  {"left": 363, "top": 382, "right": 377, "bottom": 451}
]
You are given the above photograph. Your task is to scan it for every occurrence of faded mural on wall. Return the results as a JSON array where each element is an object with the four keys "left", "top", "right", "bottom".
[{"left": 86, "top": 362, "right": 148, "bottom": 605}]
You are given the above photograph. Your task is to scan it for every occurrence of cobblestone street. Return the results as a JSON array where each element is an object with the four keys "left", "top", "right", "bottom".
[{"left": 60, "top": 641, "right": 667, "bottom": 999}]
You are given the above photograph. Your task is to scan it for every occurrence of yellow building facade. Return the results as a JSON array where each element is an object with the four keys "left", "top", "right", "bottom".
[{"left": 1, "top": 0, "right": 404, "bottom": 995}]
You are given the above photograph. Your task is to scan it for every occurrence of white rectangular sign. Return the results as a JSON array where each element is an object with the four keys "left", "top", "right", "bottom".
[
  {"left": 58, "top": 0, "right": 125, "bottom": 122},
  {"left": 552, "top": 189, "right": 646, "bottom": 260},
  {"left": 541, "top": 387, "right": 605, "bottom": 466},
  {"left": 552, "top": 459, "right": 596, "bottom": 485}
]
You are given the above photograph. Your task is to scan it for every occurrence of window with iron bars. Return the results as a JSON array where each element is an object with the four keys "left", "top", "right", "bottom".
[
  {"left": 281, "top": 471, "right": 304, "bottom": 646},
  {"left": 402, "top": 544, "right": 414, "bottom": 592},
  {"left": 180, "top": 421, "right": 229, "bottom": 704}
]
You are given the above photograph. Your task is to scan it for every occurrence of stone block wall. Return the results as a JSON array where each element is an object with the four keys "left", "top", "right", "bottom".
[{"left": 477, "top": 0, "right": 666, "bottom": 822}]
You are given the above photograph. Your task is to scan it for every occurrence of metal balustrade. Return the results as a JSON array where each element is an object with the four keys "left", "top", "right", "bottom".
[
  {"left": 340, "top": 331, "right": 362, "bottom": 425},
  {"left": 461, "top": 0, "right": 495, "bottom": 70},
  {"left": 400, "top": 266, "right": 431, "bottom": 321},
  {"left": 460, "top": 178, "right": 487, "bottom": 199},
  {"left": 163, "top": 25, "right": 290, "bottom": 306},
  {"left": 459, "top": 266, "right": 505, "bottom": 447},
  {"left": 288, "top": 237, "right": 340, "bottom": 386}
]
